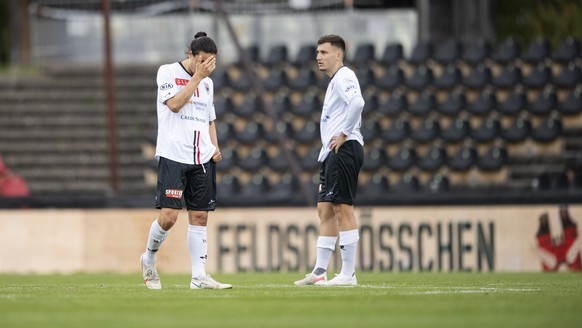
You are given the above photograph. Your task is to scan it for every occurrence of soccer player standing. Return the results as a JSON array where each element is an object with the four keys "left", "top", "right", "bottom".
[
  {"left": 140, "top": 32, "right": 232, "bottom": 290},
  {"left": 295, "top": 35, "right": 365, "bottom": 286}
]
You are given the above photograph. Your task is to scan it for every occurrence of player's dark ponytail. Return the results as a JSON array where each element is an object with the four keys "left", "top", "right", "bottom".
[{"left": 188, "top": 31, "right": 217, "bottom": 56}]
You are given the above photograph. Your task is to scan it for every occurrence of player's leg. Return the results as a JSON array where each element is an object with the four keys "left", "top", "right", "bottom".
[
  {"left": 317, "top": 141, "right": 362, "bottom": 287},
  {"left": 141, "top": 157, "right": 185, "bottom": 289},
  {"left": 184, "top": 161, "right": 231, "bottom": 289},
  {"left": 295, "top": 160, "right": 338, "bottom": 286}
]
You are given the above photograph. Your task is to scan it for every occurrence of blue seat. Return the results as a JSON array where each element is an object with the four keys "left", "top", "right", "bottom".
[
  {"left": 394, "top": 173, "right": 420, "bottom": 192},
  {"left": 462, "top": 38, "right": 492, "bottom": 64},
  {"left": 553, "top": 37, "right": 581, "bottom": 63},
  {"left": 437, "top": 90, "right": 465, "bottom": 117},
  {"left": 407, "top": 90, "right": 436, "bottom": 116},
  {"left": 493, "top": 37, "right": 521, "bottom": 64},
  {"left": 529, "top": 89, "right": 557, "bottom": 116},
  {"left": 501, "top": 116, "right": 531, "bottom": 143},
  {"left": 441, "top": 117, "right": 470, "bottom": 143},
  {"left": 361, "top": 120, "right": 382, "bottom": 141},
  {"left": 477, "top": 146, "right": 508, "bottom": 171},
  {"left": 380, "top": 43, "right": 404, "bottom": 66},
  {"left": 448, "top": 146, "right": 477, "bottom": 172},
  {"left": 411, "top": 117, "right": 440, "bottom": 144},
  {"left": 522, "top": 38, "right": 551, "bottom": 63}
]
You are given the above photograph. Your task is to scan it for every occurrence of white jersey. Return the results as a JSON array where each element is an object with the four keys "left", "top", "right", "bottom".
[
  {"left": 155, "top": 62, "right": 216, "bottom": 165},
  {"left": 318, "top": 66, "right": 364, "bottom": 162}
]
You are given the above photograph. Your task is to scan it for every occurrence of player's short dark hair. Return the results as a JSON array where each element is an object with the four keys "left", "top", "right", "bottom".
[
  {"left": 188, "top": 31, "right": 218, "bottom": 55},
  {"left": 317, "top": 34, "right": 346, "bottom": 52}
]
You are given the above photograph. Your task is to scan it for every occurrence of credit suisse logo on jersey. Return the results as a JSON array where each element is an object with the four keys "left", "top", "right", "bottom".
[{"left": 175, "top": 78, "right": 189, "bottom": 86}]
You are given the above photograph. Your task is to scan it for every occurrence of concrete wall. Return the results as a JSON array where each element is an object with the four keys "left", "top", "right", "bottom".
[{"left": 2, "top": 205, "right": 581, "bottom": 274}]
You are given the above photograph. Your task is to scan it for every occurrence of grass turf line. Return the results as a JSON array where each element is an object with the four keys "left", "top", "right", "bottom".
[{"left": 1, "top": 273, "right": 581, "bottom": 328}]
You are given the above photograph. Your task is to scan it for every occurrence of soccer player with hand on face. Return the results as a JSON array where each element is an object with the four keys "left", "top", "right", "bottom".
[{"left": 140, "top": 32, "right": 231, "bottom": 290}]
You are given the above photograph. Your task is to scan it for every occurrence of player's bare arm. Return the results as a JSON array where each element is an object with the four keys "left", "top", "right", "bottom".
[
  {"left": 209, "top": 121, "right": 222, "bottom": 162},
  {"left": 165, "top": 55, "right": 216, "bottom": 113}
]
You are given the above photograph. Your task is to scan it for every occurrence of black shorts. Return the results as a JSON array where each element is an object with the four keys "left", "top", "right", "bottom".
[
  {"left": 317, "top": 140, "right": 364, "bottom": 205},
  {"left": 155, "top": 157, "right": 217, "bottom": 211}
]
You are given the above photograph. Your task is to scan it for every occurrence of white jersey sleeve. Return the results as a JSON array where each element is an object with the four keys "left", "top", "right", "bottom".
[{"left": 157, "top": 64, "right": 178, "bottom": 105}]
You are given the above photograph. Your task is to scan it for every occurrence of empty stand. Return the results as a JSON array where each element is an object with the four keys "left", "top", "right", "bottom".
[
  {"left": 380, "top": 43, "right": 404, "bottom": 66},
  {"left": 437, "top": 90, "right": 466, "bottom": 117},
  {"left": 522, "top": 37, "right": 551, "bottom": 63},
  {"left": 553, "top": 37, "right": 581, "bottom": 63},
  {"left": 493, "top": 37, "right": 521, "bottom": 64},
  {"left": 462, "top": 38, "right": 492, "bottom": 64}
]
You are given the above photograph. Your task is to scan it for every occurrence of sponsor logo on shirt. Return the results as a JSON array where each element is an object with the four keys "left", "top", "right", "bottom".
[
  {"left": 180, "top": 115, "right": 207, "bottom": 123},
  {"left": 160, "top": 83, "right": 173, "bottom": 90},
  {"left": 165, "top": 189, "right": 183, "bottom": 199},
  {"left": 175, "top": 78, "right": 189, "bottom": 86}
]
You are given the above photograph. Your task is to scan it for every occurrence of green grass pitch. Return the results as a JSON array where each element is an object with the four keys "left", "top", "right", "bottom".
[{"left": 1, "top": 272, "right": 581, "bottom": 328}]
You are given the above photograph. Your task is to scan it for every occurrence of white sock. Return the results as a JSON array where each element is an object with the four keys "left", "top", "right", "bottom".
[
  {"left": 144, "top": 220, "right": 168, "bottom": 266},
  {"left": 313, "top": 236, "right": 337, "bottom": 275},
  {"left": 188, "top": 225, "right": 208, "bottom": 279},
  {"left": 339, "top": 229, "right": 359, "bottom": 277}
]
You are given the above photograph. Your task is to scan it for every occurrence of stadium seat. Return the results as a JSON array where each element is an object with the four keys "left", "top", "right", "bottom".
[
  {"left": 356, "top": 67, "right": 376, "bottom": 91},
  {"left": 270, "top": 94, "right": 292, "bottom": 116},
  {"left": 498, "top": 90, "right": 526, "bottom": 116},
  {"left": 522, "top": 37, "right": 551, "bottom": 63},
  {"left": 230, "top": 71, "right": 253, "bottom": 92},
  {"left": 235, "top": 94, "right": 263, "bottom": 118},
  {"left": 467, "top": 89, "right": 497, "bottom": 116},
  {"left": 463, "top": 64, "right": 492, "bottom": 89},
  {"left": 358, "top": 174, "right": 390, "bottom": 200},
  {"left": 557, "top": 88, "right": 582, "bottom": 116},
  {"left": 216, "top": 121, "right": 236, "bottom": 142},
  {"left": 263, "top": 67, "right": 289, "bottom": 92},
  {"left": 531, "top": 115, "right": 563, "bottom": 143},
  {"left": 352, "top": 43, "right": 376, "bottom": 66},
  {"left": 212, "top": 69, "right": 231, "bottom": 90},
  {"left": 553, "top": 36, "right": 581, "bottom": 63},
  {"left": 471, "top": 117, "right": 500, "bottom": 143},
  {"left": 411, "top": 117, "right": 440, "bottom": 143},
  {"left": 462, "top": 38, "right": 492, "bottom": 64},
  {"left": 441, "top": 117, "right": 470, "bottom": 143},
  {"left": 218, "top": 147, "right": 240, "bottom": 171},
  {"left": 477, "top": 145, "right": 508, "bottom": 171},
  {"left": 268, "top": 149, "right": 295, "bottom": 172},
  {"left": 380, "top": 43, "right": 404, "bottom": 66},
  {"left": 264, "top": 44, "right": 289, "bottom": 67},
  {"left": 417, "top": 146, "right": 447, "bottom": 172},
  {"left": 300, "top": 148, "right": 320, "bottom": 171},
  {"left": 434, "top": 38, "right": 463, "bottom": 64},
  {"left": 407, "top": 90, "right": 436, "bottom": 116},
  {"left": 361, "top": 120, "right": 382, "bottom": 141},
  {"left": 437, "top": 90, "right": 466, "bottom": 117},
  {"left": 271, "top": 173, "right": 301, "bottom": 201},
  {"left": 289, "top": 67, "right": 317, "bottom": 91},
  {"left": 534, "top": 172, "right": 570, "bottom": 191},
  {"left": 218, "top": 174, "right": 242, "bottom": 199},
  {"left": 393, "top": 173, "right": 420, "bottom": 192},
  {"left": 214, "top": 96, "right": 234, "bottom": 118},
  {"left": 388, "top": 145, "right": 417, "bottom": 171},
  {"left": 448, "top": 146, "right": 477, "bottom": 172},
  {"left": 572, "top": 171, "right": 582, "bottom": 189},
  {"left": 293, "top": 121, "right": 319, "bottom": 144},
  {"left": 493, "top": 37, "right": 521, "bottom": 64},
  {"left": 501, "top": 115, "right": 531, "bottom": 143},
  {"left": 376, "top": 66, "right": 405, "bottom": 91},
  {"left": 405, "top": 65, "right": 434, "bottom": 91},
  {"left": 529, "top": 89, "right": 557, "bottom": 116},
  {"left": 433, "top": 64, "right": 462, "bottom": 90},
  {"left": 361, "top": 147, "right": 388, "bottom": 171},
  {"left": 492, "top": 64, "right": 522, "bottom": 89},
  {"left": 522, "top": 64, "right": 552, "bottom": 89},
  {"left": 292, "top": 93, "right": 321, "bottom": 117},
  {"left": 241, "top": 174, "right": 271, "bottom": 197},
  {"left": 240, "top": 147, "right": 269, "bottom": 172},
  {"left": 265, "top": 121, "right": 293, "bottom": 144},
  {"left": 553, "top": 63, "right": 581, "bottom": 89},
  {"left": 382, "top": 118, "right": 411, "bottom": 144},
  {"left": 427, "top": 174, "right": 450, "bottom": 193},
  {"left": 379, "top": 90, "right": 407, "bottom": 117},
  {"left": 409, "top": 40, "right": 434, "bottom": 65},
  {"left": 294, "top": 44, "right": 317, "bottom": 67},
  {"left": 362, "top": 94, "right": 379, "bottom": 118},
  {"left": 238, "top": 121, "right": 266, "bottom": 145}
]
